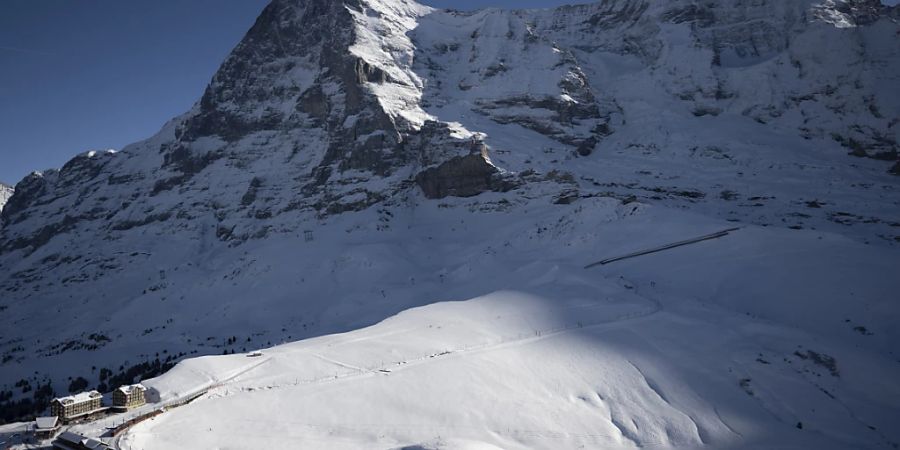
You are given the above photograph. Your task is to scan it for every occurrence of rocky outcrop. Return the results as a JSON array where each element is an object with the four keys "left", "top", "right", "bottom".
[
  {"left": 473, "top": 94, "right": 603, "bottom": 147},
  {"left": 415, "top": 136, "right": 518, "bottom": 199},
  {"left": 813, "top": 0, "right": 894, "bottom": 27},
  {"left": 415, "top": 153, "right": 516, "bottom": 199}
]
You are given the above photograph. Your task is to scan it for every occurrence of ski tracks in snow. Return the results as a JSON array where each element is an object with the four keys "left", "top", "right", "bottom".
[{"left": 213, "top": 292, "right": 663, "bottom": 397}]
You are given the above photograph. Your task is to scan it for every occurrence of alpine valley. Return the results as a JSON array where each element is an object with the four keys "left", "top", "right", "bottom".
[{"left": 1, "top": 0, "right": 899, "bottom": 449}]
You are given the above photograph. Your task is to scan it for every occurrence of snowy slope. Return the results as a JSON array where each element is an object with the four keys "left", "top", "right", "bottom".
[
  {"left": 0, "top": 0, "right": 898, "bottom": 445},
  {"left": 101, "top": 202, "right": 900, "bottom": 449}
]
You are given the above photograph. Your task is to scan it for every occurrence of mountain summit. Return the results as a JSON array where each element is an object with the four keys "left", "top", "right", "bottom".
[
  {"left": 0, "top": 1, "right": 898, "bottom": 445},
  {"left": 2, "top": 0, "right": 898, "bottom": 251}
]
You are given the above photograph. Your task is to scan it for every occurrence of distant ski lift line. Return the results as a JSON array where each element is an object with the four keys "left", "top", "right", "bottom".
[{"left": 584, "top": 227, "right": 742, "bottom": 268}]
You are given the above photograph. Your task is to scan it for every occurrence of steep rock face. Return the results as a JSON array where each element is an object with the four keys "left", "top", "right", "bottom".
[
  {"left": 411, "top": 7, "right": 616, "bottom": 147},
  {"left": 0, "top": 0, "right": 898, "bottom": 423},
  {"left": 405, "top": 0, "right": 898, "bottom": 175},
  {"left": 536, "top": 0, "right": 900, "bottom": 160}
]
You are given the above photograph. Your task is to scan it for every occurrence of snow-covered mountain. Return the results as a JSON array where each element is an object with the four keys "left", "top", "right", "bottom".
[
  {"left": 0, "top": 183, "right": 12, "bottom": 213},
  {"left": 1, "top": 0, "right": 899, "bottom": 447}
]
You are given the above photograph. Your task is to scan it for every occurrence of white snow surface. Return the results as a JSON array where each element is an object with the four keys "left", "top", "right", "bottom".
[{"left": 108, "top": 201, "right": 900, "bottom": 450}]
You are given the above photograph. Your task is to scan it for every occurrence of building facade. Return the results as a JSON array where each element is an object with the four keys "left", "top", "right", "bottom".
[
  {"left": 112, "top": 384, "right": 146, "bottom": 410},
  {"left": 50, "top": 391, "right": 102, "bottom": 422},
  {"left": 34, "top": 415, "right": 60, "bottom": 439},
  {"left": 52, "top": 431, "right": 109, "bottom": 450}
]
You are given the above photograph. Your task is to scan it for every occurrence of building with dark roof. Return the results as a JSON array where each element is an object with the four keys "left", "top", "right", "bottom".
[{"left": 51, "top": 431, "right": 109, "bottom": 450}]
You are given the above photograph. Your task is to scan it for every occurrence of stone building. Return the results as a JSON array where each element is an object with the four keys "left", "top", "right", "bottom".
[
  {"left": 50, "top": 391, "right": 103, "bottom": 422},
  {"left": 112, "top": 384, "right": 146, "bottom": 411}
]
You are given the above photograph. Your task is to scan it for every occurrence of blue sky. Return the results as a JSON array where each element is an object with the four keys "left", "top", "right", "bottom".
[
  {"left": 0, "top": 0, "right": 268, "bottom": 184},
  {"left": 0, "top": 0, "right": 895, "bottom": 185}
]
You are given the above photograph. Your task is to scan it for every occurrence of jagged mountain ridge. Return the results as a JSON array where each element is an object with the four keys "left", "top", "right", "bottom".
[
  {"left": 2, "top": 0, "right": 898, "bottom": 252},
  {"left": 0, "top": 0, "right": 898, "bottom": 427}
]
